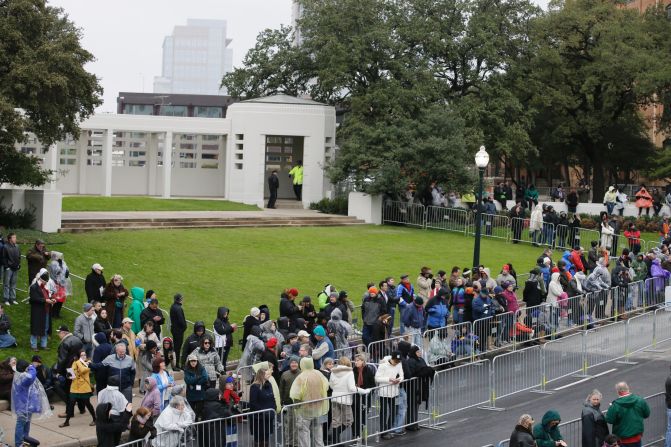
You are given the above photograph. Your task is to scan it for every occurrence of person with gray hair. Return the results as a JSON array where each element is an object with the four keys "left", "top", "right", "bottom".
[
  {"left": 582, "top": 389, "right": 609, "bottom": 447},
  {"left": 509, "top": 413, "right": 536, "bottom": 447},
  {"left": 606, "top": 381, "right": 650, "bottom": 447}
]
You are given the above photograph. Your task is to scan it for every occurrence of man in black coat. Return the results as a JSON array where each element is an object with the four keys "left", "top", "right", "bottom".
[
  {"left": 29, "top": 271, "right": 56, "bottom": 351},
  {"left": 84, "top": 263, "right": 106, "bottom": 303},
  {"left": 140, "top": 298, "right": 165, "bottom": 338},
  {"left": 182, "top": 321, "right": 206, "bottom": 366},
  {"left": 169, "top": 293, "right": 187, "bottom": 371},
  {"left": 267, "top": 170, "right": 279, "bottom": 209},
  {"left": 509, "top": 414, "right": 536, "bottom": 447}
]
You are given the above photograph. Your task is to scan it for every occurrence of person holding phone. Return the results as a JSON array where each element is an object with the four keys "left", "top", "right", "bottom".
[
  {"left": 533, "top": 410, "right": 567, "bottom": 447},
  {"left": 375, "top": 351, "right": 404, "bottom": 440}
]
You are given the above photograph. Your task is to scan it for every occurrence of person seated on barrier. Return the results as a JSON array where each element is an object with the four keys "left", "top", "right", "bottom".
[
  {"left": 450, "top": 326, "right": 479, "bottom": 358},
  {"left": 532, "top": 410, "right": 567, "bottom": 447},
  {"left": 513, "top": 311, "right": 535, "bottom": 346},
  {"left": 509, "top": 414, "right": 536, "bottom": 447}
]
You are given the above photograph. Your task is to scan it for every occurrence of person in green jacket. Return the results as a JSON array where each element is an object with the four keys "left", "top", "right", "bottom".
[
  {"left": 532, "top": 410, "right": 567, "bottom": 447},
  {"left": 128, "top": 287, "right": 145, "bottom": 334},
  {"left": 525, "top": 185, "right": 539, "bottom": 210},
  {"left": 605, "top": 382, "right": 650, "bottom": 446}
]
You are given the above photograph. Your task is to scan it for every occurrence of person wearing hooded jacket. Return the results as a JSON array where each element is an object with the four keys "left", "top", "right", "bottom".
[
  {"left": 200, "top": 387, "right": 230, "bottom": 446},
  {"left": 128, "top": 286, "right": 145, "bottom": 334},
  {"left": 95, "top": 401, "right": 133, "bottom": 447},
  {"left": 13, "top": 362, "right": 50, "bottom": 447},
  {"left": 213, "top": 306, "right": 235, "bottom": 370},
  {"left": 329, "top": 356, "right": 368, "bottom": 444},
  {"left": 532, "top": 410, "right": 566, "bottom": 447},
  {"left": 425, "top": 289, "right": 448, "bottom": 331},
  {"left": 290, "top": 357, "right": 330, "bottom": 447},
  {"left": 190, "top": 336, "right": 225, "bottom": 389},
  {"left": 154, "top": 395, "right": 195, "bottom": 447},
  {"left": 169, "top": 293, "right": 187, "bottom": 371},
  {"left": 582, "top": 389, "right": 609, "bottom": 447},
  {"left": 327, "top": 308, "right": 352, "bottom": 354},
  {"left": 181, "top": 321, "right": 206, "bottom": 366},
  {"left": 242, "top": 307, "right": 261, "bottom": 350},
  {"left": 547, "top": 272, "right": 564, "bottom": 331},
  {"left": 141, "top": 376, "right": 162, "bottom": 417},
  {"left": 239, "top": 326, "right": 265, "bottom": 382}
]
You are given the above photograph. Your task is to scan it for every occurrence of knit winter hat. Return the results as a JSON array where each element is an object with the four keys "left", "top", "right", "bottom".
[
  {"left": 266, "top": 337, "right": 278, "bottom": 349},
  {"left": 313, "top": 325, "right": 326, "bottom": 337},
  {"left": 250, "top": 307, "right": 260, "bottom": 318}
]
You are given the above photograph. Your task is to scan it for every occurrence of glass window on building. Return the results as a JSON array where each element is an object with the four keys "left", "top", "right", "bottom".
[
  {"left": 194, "top": 106, "right": 223, "bottom": 118},
  {"left": 160, "top": 105, "right": 187, "bottom": 116},
  {"left": 125, "top": 104, "right": 153, "bottom": 115}
]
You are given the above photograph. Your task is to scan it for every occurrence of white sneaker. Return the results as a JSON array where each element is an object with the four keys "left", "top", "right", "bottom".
[
  {"left": 3, "top": 301, "right": 10, "bottom": 306},
  {"left": 10, "top": 300, "right": 18, "bottom": 305}
]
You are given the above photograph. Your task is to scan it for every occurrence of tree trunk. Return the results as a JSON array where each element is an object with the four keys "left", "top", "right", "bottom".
[{"left": 593, "top": 164, "right": 606, "bottom": 206}]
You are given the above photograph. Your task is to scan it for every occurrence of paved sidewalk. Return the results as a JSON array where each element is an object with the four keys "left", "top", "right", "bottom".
[{"left": 0, "top": 391, "right": 147, "bottom": 447}]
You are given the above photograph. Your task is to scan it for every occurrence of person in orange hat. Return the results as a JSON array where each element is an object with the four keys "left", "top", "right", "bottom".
[{"left": 361, "top": 286, "right": 384, "bottom": 347}]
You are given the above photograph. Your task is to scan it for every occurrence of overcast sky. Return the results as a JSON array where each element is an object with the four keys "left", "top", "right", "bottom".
[{"left": 48, "top": 0, "right": 547, "bottom": 112}]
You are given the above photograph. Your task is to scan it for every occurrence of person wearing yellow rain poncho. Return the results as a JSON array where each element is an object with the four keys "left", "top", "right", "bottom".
[{"left": 289, "top": 357, "right": 329, "bottom": 447}]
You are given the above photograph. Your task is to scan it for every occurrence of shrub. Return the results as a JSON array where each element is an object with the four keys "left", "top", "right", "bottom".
[
  {"left": 309, "top": 197, "right": 348, "bottom": 215},
  {"left": 0, "top": 199, "right": 36, "bottom": 229}
]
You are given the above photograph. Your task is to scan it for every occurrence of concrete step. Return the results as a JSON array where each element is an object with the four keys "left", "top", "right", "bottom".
[
  {"left": 60, "top": 215, "right": 366, "bottom": 232},
  {"left": 61, "top": 215, "right": 357, "bottom": 225},
  {"left": 61, "top": 221, "right": 366, "bottom": 233}
]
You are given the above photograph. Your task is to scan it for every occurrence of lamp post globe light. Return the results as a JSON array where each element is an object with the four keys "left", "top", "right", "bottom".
[{"left": 472, "top": 145, "right": 489, "bottom": 271}]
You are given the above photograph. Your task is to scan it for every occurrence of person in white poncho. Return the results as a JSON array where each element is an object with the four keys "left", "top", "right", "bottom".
[{"left": 154, "top": 395, "right": 195, "bottom": 447}]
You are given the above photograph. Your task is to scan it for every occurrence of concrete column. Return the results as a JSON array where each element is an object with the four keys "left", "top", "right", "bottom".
[
  {"left": 47, "top": 143, "right": 58, "bottom": 191},
  {"left": 77, "top": 131, "right": 87, "bottom": 194},
  {"left": 163, "top": 131, "right": 173, "bottom": 198},
  {"left": 147, "top": 133, "right": 157, "bottom": 196},
  {"left": 103, "top": 128, "right": 113, "bottom": 196}
]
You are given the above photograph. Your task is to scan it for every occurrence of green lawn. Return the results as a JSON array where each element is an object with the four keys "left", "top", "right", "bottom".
[
  {"left": 62, "top": 195, "right": 260, "bottom": 212},
  {"left": 1, "top": 225, "right": 546, "bottom": 366}
]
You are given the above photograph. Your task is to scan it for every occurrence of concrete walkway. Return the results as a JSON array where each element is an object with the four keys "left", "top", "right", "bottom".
[{"left": 0, "top": 391, "right": 146, "bottom": 447}]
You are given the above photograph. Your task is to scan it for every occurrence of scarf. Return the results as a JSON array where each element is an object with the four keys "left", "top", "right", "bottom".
[{"left": 357, "top": 367, "right": 364, "bottom": 387}]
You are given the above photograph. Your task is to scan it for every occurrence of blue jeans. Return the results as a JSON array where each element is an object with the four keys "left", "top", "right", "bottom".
[
  {"left": 362, "top": 325, "right": 373, "bottom": 347},
  {"left": 15, "top": 412, "right": 31, "bottom": 447},
  {"left": 606, "top": 202, "right": 615, "bottom": 215},
  {"left": 666, "top": 408, "right": 671, "bottom": 447},
  {"left": 3, "top": 268, "right": 17, "bottom": 302},
  {"left": 393, "top": 389, "right": 407, "bottom": 432},
  {"left": 30, "top": 314, "right": 49, "bottom": 349},
  {"left": 0, "top": 333, "right": 16, "bottom": 348}
]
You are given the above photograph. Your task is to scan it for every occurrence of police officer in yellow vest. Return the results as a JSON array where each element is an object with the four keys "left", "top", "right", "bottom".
[{"left": 289, "top": 160, "right": 303, "bottom": 201}]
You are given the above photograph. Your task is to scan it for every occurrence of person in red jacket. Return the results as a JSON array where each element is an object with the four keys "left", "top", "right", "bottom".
[{"left": 570, "top": 246, "right": 585, "bottom": 273}]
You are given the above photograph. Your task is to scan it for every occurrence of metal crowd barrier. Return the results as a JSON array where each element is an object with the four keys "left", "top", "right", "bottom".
[
  {"left": 425, "top": 206, "right": 470, "bottom": 234},
  {"left": 487, "top": 345, "right": 544, "bottom": 409},
  {"left": 367, "top": 333, "right": 414, "bottom": 363},
  {"left": 382, "top": 201, "right": 426, "bottom": 228},
  {"left": 496, "top": 392, "right": 666, "bottom": 447},
  {"left": 423, "top": 321, "right": 474, "bottom": 368},
  {"left": 468, "top": 213, "right": 511, "bottom": 241},
  {"left": 430, "top": 360, "right": 491, "bottom": 421}
]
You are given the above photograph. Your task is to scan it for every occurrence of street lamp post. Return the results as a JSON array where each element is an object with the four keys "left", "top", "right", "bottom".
[{"left": 472, "top": 146, "right": 490, "bottom": 271}]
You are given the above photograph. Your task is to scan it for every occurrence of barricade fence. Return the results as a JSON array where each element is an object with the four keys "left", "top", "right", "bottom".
[
  {"left": 496, "top": 392, "right": 666, "bottom": 447},
  {"left": 381, "top": 201, "right": 660, "bottom": 252}
]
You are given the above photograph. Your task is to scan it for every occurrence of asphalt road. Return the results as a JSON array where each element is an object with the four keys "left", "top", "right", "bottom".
[{"left": 377, "top": 337, "right": 671, "bottom": 447}]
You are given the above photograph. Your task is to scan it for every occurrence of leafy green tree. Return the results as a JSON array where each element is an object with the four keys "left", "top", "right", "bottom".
[
  {"left": 0, "top": 0, "right": 102, "bottom": 187},
  {"left": 222, "top": 0, "right": 539, "bottom": 197},
  {"left": 517, "top": 0, "right": 671, "bottom": 198}
]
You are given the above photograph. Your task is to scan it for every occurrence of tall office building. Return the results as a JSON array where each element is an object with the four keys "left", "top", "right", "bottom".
[
  {"left": 291, "top": 1, "right": 304, "bottom": 46},
  {"left": 153, "top": 19, "right": 233, "bottom": 96}
]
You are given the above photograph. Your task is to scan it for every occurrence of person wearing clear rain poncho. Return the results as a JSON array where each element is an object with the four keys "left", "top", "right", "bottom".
[
  {"left": 154, "top": 395, "right": 195, "bottom": 447},
  {"left": 289, "top": 357, "right": 329, "bottom": 447},
  {"left": 12, "top": 359, "right": 51, "bottom": 447}
]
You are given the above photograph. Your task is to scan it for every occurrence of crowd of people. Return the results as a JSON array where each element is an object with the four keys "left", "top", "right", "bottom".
[
  {"left": 509, "top": 381, "right": 651, "bottom": 447},
  {"left": 3, "top": 223, "right": 671, "bottom": 447}
]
